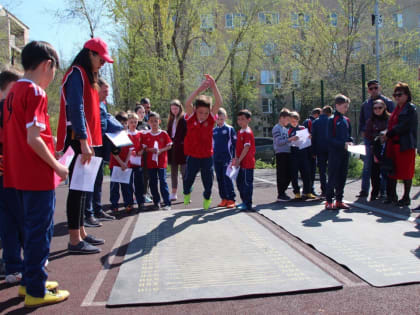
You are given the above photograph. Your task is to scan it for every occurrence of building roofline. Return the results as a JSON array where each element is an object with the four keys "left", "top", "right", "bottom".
[{"left": 0, "top": 6, "right": 30, "bottom": 30}]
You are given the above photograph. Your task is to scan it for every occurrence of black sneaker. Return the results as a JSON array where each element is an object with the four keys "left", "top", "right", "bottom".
[
  {"left": 83, "top": 234, "right": 105, "bottom": 245},
  {"left": 356, "top": 190, "right": 368, "bottom": 198},
  {"left": 150, "top": 203, "right": 160, "bottom": 211},
  {"left": 277, "top": 194, "right": 291, "bottom": 201},
  {"left": 412, "top": 205, "right": 420, "bottom": 213},
  {"left": 95, "top": 210, "right": 115, "bottom": 221},
  {"left": 84, "top": 216, "right": 102, "bottom": 227},
  {"left": 397, "top": 197, "right": 411, "bottom": 206},
  {"left": 68, "top": 241, "right": 101, "bottom": 254}
]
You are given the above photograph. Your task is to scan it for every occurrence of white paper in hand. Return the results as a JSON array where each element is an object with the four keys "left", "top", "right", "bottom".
[
  {"left": 347, "top": 144, "right": 366, "bottom": 155},
  {"left": 295, "top": 129, "right": 311, "bottom": 150},
  {"left": 129, "top": 154, "right": 142, "bottom": 166},
  {"left": 226, "top": 164, "right": 239, "bottom": 181},
  {"left": 70, "top": 156, "right": 102, "bottom": 192},
  {"left": 54, "top": 146, "right": 75, "bottom": 188},
  {"left": 152, "top": 141, "right": 159, "bottom": 165},
  {"left": 110, "top": 166, "right": 132, "bottom": 184},
  {"left": 105, "top": 130, "right": 133, "bottom": 147}
]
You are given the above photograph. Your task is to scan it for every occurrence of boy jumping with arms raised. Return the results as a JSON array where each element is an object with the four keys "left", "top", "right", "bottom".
[{"left": 183, "top": 74, "right": 222, "bottom": 210}]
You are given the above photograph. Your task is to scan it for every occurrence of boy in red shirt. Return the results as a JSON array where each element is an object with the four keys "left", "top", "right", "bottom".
[
  {"left": 127, "top": 112, "right": 145, "bottom": 210},
  {"left": 3, "top": 41, "right": 70, "bottom": 307},
  {"left": 232, "top": 109, "right": 256, "bottom": 210},
  {"left": 183, "top": 74, "right": 222, "bottom": 210},
  {"left": 143, "top": 112, "right": 172, "bottom": 210}
]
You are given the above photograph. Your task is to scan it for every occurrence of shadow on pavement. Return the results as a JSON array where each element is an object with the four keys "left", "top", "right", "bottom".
[{"left": 301, "top": 210, "right": 353, "bottom": 227}]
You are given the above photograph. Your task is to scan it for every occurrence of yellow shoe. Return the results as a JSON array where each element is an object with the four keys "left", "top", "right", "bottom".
[
  {"left": 18, "top": 281, "right": 59, "bottom": 297},
  {"left": 24, "top": 289, "right": 70, "bottom": 308},
  {"left": 305, "top": 193, "right": 317, "bottom": 199},
  {"left": 294, "top": 193, "right": 302, "bottom": 199}
]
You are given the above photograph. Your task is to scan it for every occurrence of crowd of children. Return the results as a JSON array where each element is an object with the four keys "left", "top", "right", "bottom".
[{"left": 0, "top": 38, "right": 417, "bottom": 309}]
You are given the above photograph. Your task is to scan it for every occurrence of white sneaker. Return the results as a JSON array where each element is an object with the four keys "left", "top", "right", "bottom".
[
  {"left": 5, "top": 272, "right": 22, "bottom": 284},
  {"left": 170, "top": 193, "right": 177, "bottom": 201}
]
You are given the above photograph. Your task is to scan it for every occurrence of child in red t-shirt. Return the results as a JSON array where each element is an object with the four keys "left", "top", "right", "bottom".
[
  {"left": 109, "top": 111, "right": 134, "bottom": 212},
  {"left": 142, "top": 112, "right": 172, "bottom": 210},
  {"left": 3, "top": 41, "right": 69, "bottom": 307},
  {"left": 232, "top": 109, "right": 256, "bottom": 210},
  {"left": 183, "top": 74, "right": 222, "bottom": 210},
  {"left": 127, "top": 112, "right": 145, "bottom": 210}
]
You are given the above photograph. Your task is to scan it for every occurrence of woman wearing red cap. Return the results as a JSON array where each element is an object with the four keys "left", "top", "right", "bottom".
[{"left": 57, "top": 37, "right": 113, "bottom": 254}]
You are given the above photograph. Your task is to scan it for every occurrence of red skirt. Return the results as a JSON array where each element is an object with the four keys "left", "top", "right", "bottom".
[{"left": 386, "top": 141, "right": 415, "bottom": 180}]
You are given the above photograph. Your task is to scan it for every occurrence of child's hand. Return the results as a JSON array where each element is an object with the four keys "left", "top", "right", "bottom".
[
  {"left": 204, "top": 74, "right": 216, "bottom": 88},
  {"left": 289, "top": 136, "right": 299, "bottom": 142},
  {"left": 121, "top": 163, "right": 128, "bottom": 171},
  {"left": 345, "top": 142, "right": 352, "bottom": 150},
  {"left": 56, "top": 164, "right": 69, "bottom": 181},
  {"left": 231, "top": 158, "right": 238, "bottom": 167},
  {"left": 151, "top": 147, "right": 159, "bottom": 154},
  {"left": 197, "top": 79, "right": 210, "bottom": 93},
  {"left": 137, "top": 150, "right": 143, "bottom": 156}
]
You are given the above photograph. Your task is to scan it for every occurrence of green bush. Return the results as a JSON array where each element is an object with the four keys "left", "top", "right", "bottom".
[
  {"left": 347, "top": 155, "right": 363, "bottom": 179},
  {"left": 255, "top": 159, "right": 275, "bottom": 169},
  {"left": 414, "top": 154, "right": 420, "bottom": 186}
]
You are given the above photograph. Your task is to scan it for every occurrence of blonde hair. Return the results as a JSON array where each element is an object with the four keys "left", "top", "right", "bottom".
[
  {"left": 217, "top": 107, "right": 227, "bottom": 117},
  {"left": 127, "top": 112, "right": 139, "bottom": 120}
]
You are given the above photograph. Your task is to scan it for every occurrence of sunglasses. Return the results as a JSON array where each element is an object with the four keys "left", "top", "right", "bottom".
[
  {"left": 393, "top": 93, "right": 404, "bottom": 98},
  {"left": 373, "top": 106, "right": 384, "bottom": 110},
  {"left": 368, "top": 86, "right": 379, "bottom": 91}
]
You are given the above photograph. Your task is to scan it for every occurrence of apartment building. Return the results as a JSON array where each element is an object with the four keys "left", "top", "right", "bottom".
[{"left": 0, "top": 5, "right": 29, "bottom": 70}]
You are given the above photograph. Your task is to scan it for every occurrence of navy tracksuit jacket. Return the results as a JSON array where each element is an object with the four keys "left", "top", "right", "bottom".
[{"left": 289, "top": 125, "right": 311, "bottom": 195}]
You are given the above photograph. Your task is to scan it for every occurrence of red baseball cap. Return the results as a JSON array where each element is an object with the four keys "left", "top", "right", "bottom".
[{"left": 84, "top": 37, "right": 114, "bottom": 63}]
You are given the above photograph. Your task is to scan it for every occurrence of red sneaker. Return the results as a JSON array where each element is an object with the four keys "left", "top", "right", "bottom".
[
  {"left": 225, "top": 200, "right": 236, "bottom": 208},
  {"left": 325, "top": 202, "right": 336, "bottom": 210},
  {"left": 126, "top": 205, "right": 133, "bottom": 212},
  {"left": 217, "top": 199, "right": 228, "bottom": 207},
  {"left": 335, "top": 201, "right": 350, "bottom": 209}
]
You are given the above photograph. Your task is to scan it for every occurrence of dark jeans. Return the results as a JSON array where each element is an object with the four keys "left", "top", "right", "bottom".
[
  {"left": 317, "top": 151, "right": 329, "bottom": 195},
  {"left": 85, "top": 146, "right": 104, "bottom": 219},
  {"left": 309, "top": 149, "right": 316, "bottom": 193},
  {"left": 237, "top": 168, "right": 254, "bottom": 208},
  {"left": 149, "top": 168, "right": 170, "bottom": 206},
  {"left": 371, "top": 161, "right": 387, "bottom": 197},
  {"left": 214, "top": 159, "right": 235, "bottom": 201},
  {"left": 275, "top": 153, "right": 291, "bottom": 197},
  {"left": 15, "top": 189, "right": 55, "bottom": 297},
  {"left": 183, "top": 156, "right": 214, "bottom": 200},
  {"left": 110, "top": 168, "right": 133, "bottom": 208},
  {"left": 326, "top": 151, "right": 349, "bottom": 203},
  {"left": 0, "top": 178, "right": 23, "bottom": 276},
  {"left": 132, "top": 167, "right": 145, "bottom": 205},
  {"left": 361, "top": 138, "right": 372, "bottom": 193},
  {"left": 290, "top": 149, "right": 311, "bottom": 194}
]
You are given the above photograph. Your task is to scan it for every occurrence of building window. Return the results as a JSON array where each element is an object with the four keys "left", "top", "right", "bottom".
[
  {"left": 263, "top": 42, "right": 276, "bottom": 56},
  {"left": 291, "top": 12, "right": 309, "bottom": 28},
  {"left": 258, "top": 12, "right": 279, "bottom": 25},
  {"left": 263, "top": 127, "right": 272, "bottom": 137},
  {"left": 260, "top": 70, "right": 280, "bottom": 85},
  {"left": 262, "top": 98, "right": 272, "bottom": 113},
  {"left": 349, "top": 15, "right": 357, "bottom": 28},
  {"left": 200, "top": 14, "right": 214, "bottom": 31},
  {"left": 351, "top": 41, "right": 361, "bottom": 56},
  {"left": 330, "top": 13, "right": 337, "bottom": 27},
  {"left": 225, "top": 13, "right": 247, "bottom": 29},
  {"left": 292, "top": 69, "right": 300, "bottom": 87},
  {"left": 393, "top": 13, "right": 403, "bottom": 28},
  {"left": 200, "top": 41, "right": 214, "bottom": 56},
  {"left": 332, "top": 42, "right": 338, "bottom": 55}
]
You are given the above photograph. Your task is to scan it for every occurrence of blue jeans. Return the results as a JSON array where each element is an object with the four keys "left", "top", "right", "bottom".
[
  {"left": 237, "top": 168, "right": 254, "bottom": 208},
  {"left": 12, "top": 189, "right": 55, "bottom": 298},
  {"left": 317, "top": 151, "right": 329, "bottom": 195},
  {"left": 361, "top": 138, "right": 372, "bottom": 193},
  {"left": 131, "top": 167, "right": 145, "bottom": 204},
  {"left": 183, "top": 156, "right": 214, "bottom": 200},
  {"left": 148, "top": 168, "right": 170, "bottom": 206},
  {"left": 0, "top": 178, "right": 24, "bottom": 276},
  {"left": 110, "top": 168, "right": 133, "bottom": 208},
  {"left": 214, "top": 159, "right": 235, "bottom": 201}
]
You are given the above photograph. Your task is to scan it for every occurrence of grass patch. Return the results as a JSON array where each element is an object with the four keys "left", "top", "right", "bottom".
[
  {"left": 255, "top": 159, "right": 275, "bottom": 169},
  {"left": 347, "top": 155, "right": 363, "bottom": 179}
]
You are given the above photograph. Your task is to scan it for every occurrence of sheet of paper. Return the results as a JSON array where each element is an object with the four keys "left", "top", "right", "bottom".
[
  {"left": 152, "top": 141, "right": 159, "bottom": 165},
  {"left": 226, "top": 164, "right": 239, "bottom": 181},
  {"left": 347, "top": 144, "right": 366, "bottom": 156},
  {"left": 129, "top": 154, "right": 142, "bottom": 166},
  {"left": 54, "top": 146, "right": 75, "bottom": 188},
  {"left": 105, "top": 130, "right": 133, "bottom": 147},
  {"left": 110, "top": 166, "right": 133, "bottom": 184},
  {"left": 291, "top": 128, "right": 311, "bottom": 150},
  {"left": 69, "top": 156, "right": 103, "bottom": 192}
]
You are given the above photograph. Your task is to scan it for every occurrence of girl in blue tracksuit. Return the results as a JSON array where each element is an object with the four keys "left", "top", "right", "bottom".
[{"left": 213, "top": 108, "right": 237, "bottom": 208}]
